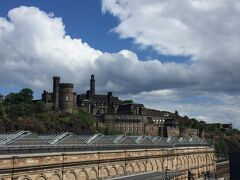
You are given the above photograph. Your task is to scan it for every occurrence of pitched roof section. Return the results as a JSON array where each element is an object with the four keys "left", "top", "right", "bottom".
[
  {"left": 40, "top": 132, "right": 86, "bottom": 146},
  {"left": 0, "top": 131, "right": 48, "bottom": 146}
]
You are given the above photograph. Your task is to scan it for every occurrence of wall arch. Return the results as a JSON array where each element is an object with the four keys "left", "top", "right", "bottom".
[
  {"left": 126, "top": 164, "right": 134, "bottom": 173},
  {"left": 36, "top": 174, "right": 48, "bottom": 180},
  {"left": 146, "top": 161, "right": 153, "bottom": 171},
  {"left": 66, "top": 170, "right": 77, "bottom": 180},
  {"left": 138, "top": 162, "right": 146, "bottom": 172},
  {"left": 163, "top": 158, "right": 168, "bottom": 170},
  {"left": 132, "top": 162, "right": 140, "bottom": 172},
  {"left": 100, "top": 167, "right": 110, "bottom": 178},
  {"left": 183, "top": 156, "right": 188, "bottom": 169},
  {"left": 50, "top": 173, "right": 61, "bottom": 180},
  {"left": 168, "top": 158, "right": 174, "bottom": 170},
  {"left": 88, "top": 168, "right": 97, "bottom": 180},
  {"left": 178, "top": 157, "right": 184, "bottom": 170},
  {"left": 110, "top": 166, "right": 118, "bottom": 176},
  {"left": 78, "top": 170, "right": 88, "bottom": 180},
  {"left": 117, "top": 165, "right": 125, "bottom": 175},
  {"left": 155, "top": 159, "right": 162, "bottom": 171},
  {"left": 152, "top": 160, "right": 158, "bottom": 171},
  {"left": 160, "top": 160, "right": 164, "bottom": 172},
  {"left": 19, "top": 176, "right": 32, "bottom": 180}
]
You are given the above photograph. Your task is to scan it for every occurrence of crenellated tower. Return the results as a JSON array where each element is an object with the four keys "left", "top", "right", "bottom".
[
  {"left": 59, "top": 83, "right": 74, "bottom": 114},
  {"left": 53, "top": 76, "right": 60, "bottom": 108}
]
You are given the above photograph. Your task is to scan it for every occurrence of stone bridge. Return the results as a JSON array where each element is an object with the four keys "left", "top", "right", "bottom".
[{"left": 0, "top": 146, "right": 215, "bottom": 180}]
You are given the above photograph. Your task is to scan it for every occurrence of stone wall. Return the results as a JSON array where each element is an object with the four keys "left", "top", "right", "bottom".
[
  {"left": 0, "top": 146, "right": 215, "bottom": 180},
  {"left": 180, "top": 128, "right": 199, "bottom": 137}
]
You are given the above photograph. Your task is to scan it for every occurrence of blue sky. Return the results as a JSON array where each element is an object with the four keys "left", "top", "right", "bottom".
[
  {"left": 0, "top": 0, "right": 190, "bottom": 62},
  {"left": 0, "top": 0, "right": 240, "bottom": 127}
]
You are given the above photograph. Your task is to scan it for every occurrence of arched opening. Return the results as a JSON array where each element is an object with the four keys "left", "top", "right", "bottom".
[
  {"left": 126, "top": 164, "right": 134, "bottom": 173},
  {"left": 138, "top": 162, "right": 146, "bottom": 172},
  {"left": 132, "top": 163, "right": 140, "bottom": 172},
  {"left": 152, "top": 160, "right": 158, "bottom": 171},
  {"left": 19, "top": 176, "right": 32, "bottom": 180},
  {"left": 117, "top": 165, "right": 124, "bottom": 175},
  {"left": 36, "top": 175, "right": 47, "bottom": 180},
  {"left": 88, "top": 169, "right": 97, "bottom": 180},
  {"left": 78, "top": 170, "right": 88, "bottom": 180},
  {"left": 110, "top": 166, "right": 118, "bottom": 176},
  {"left": 50, "top": 174, "right": 61, "bottom": 180},
  {"left": 147, "top": 161, "right": 153, "bottom": 171},
  {"left": 100, "top": 167, "right": 110, "bottom": 178},
  {"left": 66, "top": 171, "right": 77, "bottom": 180}
]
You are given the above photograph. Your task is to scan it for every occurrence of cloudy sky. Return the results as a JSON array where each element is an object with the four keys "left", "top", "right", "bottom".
[{"left": 0, "top": 1, "right": 240, "bottom": 128}]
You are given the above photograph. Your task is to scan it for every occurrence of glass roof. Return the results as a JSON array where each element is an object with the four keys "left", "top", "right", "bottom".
[{"left": 0, "top": 131, "right": 209, "bottom": 148}]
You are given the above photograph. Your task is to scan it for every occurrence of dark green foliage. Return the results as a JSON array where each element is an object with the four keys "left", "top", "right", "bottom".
[
  {"left": 0, "top": 104, "right": 4, "bottom": 118},
  {"left": 179, "top": 116, "right": 193, "bottom": 128},
  {"left": 123, "top": 100, "right": 134, "bottom": 104},
  {"left": 34, "top": 101, "right": 45, "bottom": 113},
  {"left": 74, "top": 108, "right": 95, "bottom": 127},
  {"left": 96, "top": 125, "right": 123, "bottom": 135},
  {"left": 214, "top": 137, "right": 228, "bottom": 157},
  {"left": 0, "top": 89, "right": 95, "bottom": 134},
  {"left": 5, "top": 88, "right": 34, "bottom": 117}
]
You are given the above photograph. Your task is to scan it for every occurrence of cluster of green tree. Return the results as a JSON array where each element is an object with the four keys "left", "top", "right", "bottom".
[
  {"left": 0, "top": 88, "right": 125, "bottom": 135},
  {"left": 123, "top": 100, "right": 134, "bottom": 104},
  {"left": 96, "top": 126, "right": 123, "bottom": 135},
  {"left": 177, "top": 112, "right": 240, "bottom": 135},
  {"left": 175, "top": 110, "right": 240, "bottom": 159}
]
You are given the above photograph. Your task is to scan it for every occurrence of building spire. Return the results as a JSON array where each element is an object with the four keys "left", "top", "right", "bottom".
[{"left": 90, "top": 74, "right": 95, "bottom": 95}]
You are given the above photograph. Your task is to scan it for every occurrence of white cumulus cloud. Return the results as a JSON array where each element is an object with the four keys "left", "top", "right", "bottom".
[{"left": 0, "top": 5, "right": 240, "bottom": 128}]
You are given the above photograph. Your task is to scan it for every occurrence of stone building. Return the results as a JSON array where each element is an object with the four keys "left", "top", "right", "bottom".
[
  {"left": 180, "top": 128, "right": 199, "bottom": 137},
  {"left": 100, "top": 103, "right": 172, "bottom": 136},
  {"left": 42, "top": 77, "right": 77, "bottom": 113},
  {"left": 40, "top": 75, "right": 198, "bottom": 137},
  {"left": 77, "top": 74, "right": 121, "bottom": 115}
]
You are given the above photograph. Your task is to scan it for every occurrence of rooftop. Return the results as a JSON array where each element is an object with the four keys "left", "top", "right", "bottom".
[{"left": 0, "top": 131, "right": 211, "bottom": 155}]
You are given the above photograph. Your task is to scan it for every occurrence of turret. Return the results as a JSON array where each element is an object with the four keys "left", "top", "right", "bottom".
[
  {"left": 90, "top": 74, "right": 95, "bottom": 95},
  {"left": 59, "top": 83, "right": 74, "bottom": 114},
  {"left": 53, "top": 76, "right": 60, "bottom": 108},
  {"left": 107, "top": 92, "right": 112, "bottom": 105}
]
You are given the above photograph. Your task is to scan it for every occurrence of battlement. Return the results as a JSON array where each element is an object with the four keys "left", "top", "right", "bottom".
[
  {"left": 59, "top": 83, "right": 73, "bottom": 88},
  {"left": 53, "top": 76, "right": 60, "bottom": 80}
]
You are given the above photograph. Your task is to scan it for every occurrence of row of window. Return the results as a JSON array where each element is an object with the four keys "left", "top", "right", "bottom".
[{"left": 115, "top": 115, "right": 143, "bottom": 120}]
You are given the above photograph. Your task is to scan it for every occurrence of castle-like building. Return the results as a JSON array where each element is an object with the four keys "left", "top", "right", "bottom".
[
  {"left": 42, "top": 75, "right": 121, "bottom": 114},
  {"left": 42, "top": 76, "right": 77, "bottom": 113},
  {"left": 41, "top": 75, "right": 202, "bottom": 137}
]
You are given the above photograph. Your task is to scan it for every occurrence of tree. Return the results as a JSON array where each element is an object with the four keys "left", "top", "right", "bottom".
[
  {"left": 34, "top": 101, "right": 45, "bottom": 113},
  {"left": 5, "top": 88, "right": 34, "bottom": 117},
  {"left": 123, "top": 100, "right": 134, "bottom": 104},
  {"left": 19, "top": 88, "right": 33, "bottom": 103}
]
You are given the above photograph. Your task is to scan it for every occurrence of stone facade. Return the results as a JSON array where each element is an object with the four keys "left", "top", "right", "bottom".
[
  {"left": 42, "top": 77, "right": 76, "bottom": 113},
  {"left": 0, "top": 146, "right": 216, "bottom": 180},
  {"left": 163, "top": 127, "right": 180, "bottom": 137},
  {"left": 77, "top": 75, "right": 120, "bottom": 116},
  {"left": 180, "top": 128, "right": 199, "bottom": 137},
  {"left": 100, "top": 104, "right": 169, "bottom": 136}
]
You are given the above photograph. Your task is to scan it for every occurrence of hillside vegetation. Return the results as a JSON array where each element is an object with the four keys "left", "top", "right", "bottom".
[{"left": 0, "top": 88, "right": 95, "bottom": 134}]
